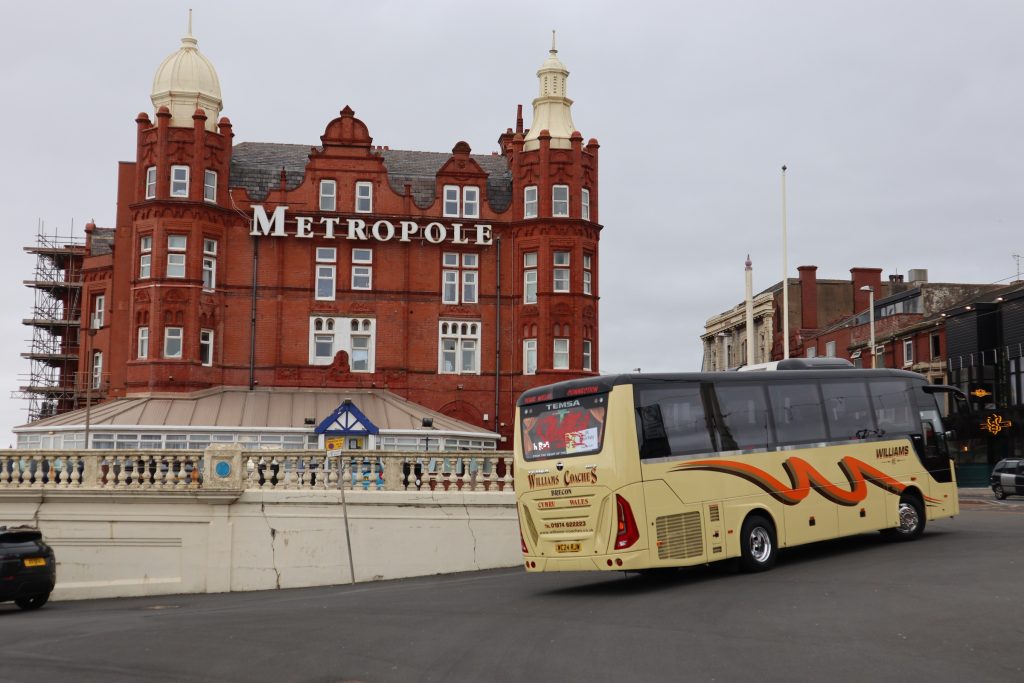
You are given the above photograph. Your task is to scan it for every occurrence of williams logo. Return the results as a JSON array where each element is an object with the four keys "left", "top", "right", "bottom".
[{"left": 876, "top": 445, "right": 909, "bottom": 460}]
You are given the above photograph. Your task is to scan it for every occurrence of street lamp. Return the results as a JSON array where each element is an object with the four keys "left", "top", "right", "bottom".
[{"left": 860, "top": 286, "right": 875, "bottom": 368}]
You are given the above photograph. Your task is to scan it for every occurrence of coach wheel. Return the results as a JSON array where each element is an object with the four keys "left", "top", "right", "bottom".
[
  {"left": 993, "top": 484, "right": 1006, "bottom": 500},
  {"left": 739, "top": 514, "right": 777, "bottom": 572},
  {"left": 884, "top": 494, "right": 925, "bottom": 541}
]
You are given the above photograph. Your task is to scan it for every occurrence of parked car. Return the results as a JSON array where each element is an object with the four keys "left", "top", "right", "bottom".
[
  {"left": 0, "top": 526, "right": 56, "bottom": 610},
  {"left": 991, "top": 458, "right": 1024, "bottom": 500}
]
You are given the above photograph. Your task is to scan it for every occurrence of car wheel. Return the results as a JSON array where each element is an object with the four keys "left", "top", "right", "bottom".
[
  {"left": 14, "top": 593, "right": 50, "bottom": 611},
  {"left": 739, "top": 513, "right": 777, "bottom": 572},
  {"left": 883, "top": 494, "right": 925, "bottom": 541},
  {"left": 994, "top": 484, "right": 1007, "bottom": 500}
]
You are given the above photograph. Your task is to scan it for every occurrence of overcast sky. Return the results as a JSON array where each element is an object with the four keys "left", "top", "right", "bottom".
[{"left": 1, "top": 1, "right": 1022, "bottom": 443}]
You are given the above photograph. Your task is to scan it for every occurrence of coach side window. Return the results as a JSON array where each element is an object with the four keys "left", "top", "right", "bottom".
[
  {"left": 768, "top": 382, "right": 827, "bottom": 446},
  {"left": 635, "top": 383, "right": 715, "bottom": 459},
  {"left": 712, "top": 383, "right": 774, "bottom": 452},
  {"left": 820, "top": 380, "right": 876, "bottom": 440},
  {"left": 868, "top": 379, "right": 916, "bottom": 436}
]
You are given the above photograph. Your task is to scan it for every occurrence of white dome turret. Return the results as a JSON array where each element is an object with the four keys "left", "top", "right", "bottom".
[
  {"left": 150, "top": 14, "right": 222, "bottom": 132},
  {"left": 523, "top": 31, "right": 577, "bottom": 151}
]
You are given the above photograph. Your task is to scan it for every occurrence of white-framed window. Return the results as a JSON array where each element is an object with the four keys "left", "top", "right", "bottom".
[
  {"left": 903, "top": 339, "right": 914, "bottom": 365},
  {"left": 442, "top": 252, "right": 459, "bottom": 304},
  {"left": 444, "top": 185, "right": 460, "bottom": 217},
  {"left": 139, "top": 235, "right": 152, "bottom": 279},
  {"left": 523, "top": 338, "right": 537, "bottom": 375},
  {"left": 583, "top": 339, "right": 592, "bottom": 371},
  {"left": 441, "top": 252, "right": 478, "bottom": 304},
  {"left": 807, "top": 347, "right": 818, "bottom": 358},
  {"left": 204, "top": 170, "right": 217, "bottom": 203},
  {"left": 309, "top": 316, "right": 375, "bottom": 369},
  {"left": 930, "top": 333, "right": 941, "bottom": 359},
  {"left": 145, "top": 166, "right": 156, "bottom": 199},
  {"left": 92, "top": 351, "right": 103, "bottom": 390},
  {"left": 137, "top": 326, "right": 149, "bottom": 360},
  {"left": 825, "top": 340, "right": 836, "bottom": 358},
  {"left": 524, "top": 186, "right": 538, "bottom": 219},
  {"left": 439, "top": 320, "right": 480, "bottom": 374},
  {"left": 553, "top": 251, "right": 570, "bottom": 292},
  {"left": 167, "top": 235, "right": 187, "bottom": 278},
  {"left": 583, "top": 253, "right": 592, "bottom": 295},
  {"left": 552, "top": 185, "right": 569, "bottom": 217},
  {"left": 462, "top": 253, "right": 478, "bottom": 303},
  {"left": 200, "top": 329, "right": 214, "bottom": 366},
  {"left": 164, "top": 327, "right": 183, "bottom": 359},
  {"left": 553, "top": 338, "right": 569, "bottom": 369},
  {"left": 524, "top": 251, "right": 537, "bottom": 304},
  {"left": 352, "top": 248, "right": 372, "bottom": 290},
  {"left": 463, "top": 186, "right": 480, "bottom": 218},
  {"left": 316, "top": 247, "right": 336, "bottom": 300},
  {"left": 351, "top": 335, "right": 370, "bottom": 372},
  {"left": 355, "top": 182, "right": 373, "bottom": 213},
  {"left": 313, "top": 316, "right": 335, "bottom": 361},
  {"left": 582, "top": 188, "right": 591, "bottom": 221},
  {"left": 202, "top": 239, "right": 217, "bottom": 290},
  {"left": 170, "top": 165, "right": 190, "bottom": 197},
  {"left": 91, "top": 293, "right": 105, "bottom": 329},
  {"left": 320, "top": 180, "right": 336, "bottom": 211}
]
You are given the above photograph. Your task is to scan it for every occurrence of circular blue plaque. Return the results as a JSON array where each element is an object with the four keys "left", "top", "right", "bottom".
[{"left": 215, "top": 461, "right": 231, "bottom": 478}]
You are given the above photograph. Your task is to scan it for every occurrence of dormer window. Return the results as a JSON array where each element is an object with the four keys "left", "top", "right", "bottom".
[
  {"left": 444, "top": 185, "right": 480, "bottom": 218},
  {"left": 355, "top": 182, "right": 373, "bottom": 213},
  {"left": 320, "top": 180, "right": 337, "bottom": 212}
]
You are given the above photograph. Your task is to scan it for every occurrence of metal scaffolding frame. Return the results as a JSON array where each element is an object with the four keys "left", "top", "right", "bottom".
[{"left": 14, "top": 220, "right": 86, "bottom": 422}]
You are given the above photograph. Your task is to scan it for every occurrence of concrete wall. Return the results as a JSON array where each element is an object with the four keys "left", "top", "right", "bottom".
[{"left": 0, "top": 489, "right": 520, "bottom": 601}]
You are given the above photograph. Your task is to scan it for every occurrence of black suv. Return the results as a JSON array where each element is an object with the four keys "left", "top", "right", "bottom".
[
  {"left": 991, "top": 458, "right": 1024, "bottom": 500},
  {"left": 0, "top": 526, "right": 56, "bottom": 610}
]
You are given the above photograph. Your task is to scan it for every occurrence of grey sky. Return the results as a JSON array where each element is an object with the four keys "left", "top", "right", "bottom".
[{"left": 2, "top": 0, "right": 1022, "bottom": 443}]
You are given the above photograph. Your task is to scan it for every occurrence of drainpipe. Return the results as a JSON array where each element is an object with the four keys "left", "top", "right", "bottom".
[{"left": 494, "top": 237, "right": 501, "bottom": 436}]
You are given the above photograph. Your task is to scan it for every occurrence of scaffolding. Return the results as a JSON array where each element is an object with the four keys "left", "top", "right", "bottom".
[{"left": 14, "top": 221, "right": 86, "bottom": 422}]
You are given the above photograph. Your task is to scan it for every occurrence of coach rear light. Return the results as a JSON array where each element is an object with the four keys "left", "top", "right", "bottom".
[{"left": 614, "top": 494, "right": 639, "bottom": 550}]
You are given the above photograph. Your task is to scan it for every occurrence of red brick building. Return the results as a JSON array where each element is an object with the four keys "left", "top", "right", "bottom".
[{"left": 22, "top": 28, "right": 600, "bottom": 447}]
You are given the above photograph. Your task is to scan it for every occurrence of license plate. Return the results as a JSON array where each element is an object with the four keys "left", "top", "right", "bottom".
[
  {"left": 556, "top": 543, "right": 581, "bottom": 553},
  {"left": 23, "top": 557, "right": 46, "bottom": 568}
]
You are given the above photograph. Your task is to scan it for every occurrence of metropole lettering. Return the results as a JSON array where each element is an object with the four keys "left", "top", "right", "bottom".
[{"left": 250, "top": 205, "right": 493, "bottom": 245}]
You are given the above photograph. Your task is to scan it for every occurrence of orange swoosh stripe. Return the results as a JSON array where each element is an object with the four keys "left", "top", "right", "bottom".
[{"left": 672, "top": 456, "right": 919, "bottom": 507}]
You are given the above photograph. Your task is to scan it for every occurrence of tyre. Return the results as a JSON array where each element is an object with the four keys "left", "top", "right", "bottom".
[
  {"left": 15, "top": 593, "right": 50, "bottom": 611},
  {"left": 993, "top": 485, "right": 1006, "bottom": 500},
  {"left": 883, "top": 494, "right": 925, "bottom": 541},
  {"left": 739, "top": 513, "right": 777, "bottom": 572}
]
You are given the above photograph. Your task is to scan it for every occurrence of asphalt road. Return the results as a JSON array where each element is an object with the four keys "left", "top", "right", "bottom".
[{"left": 1, "top": 506, "right": 1021, "bottom": 683}]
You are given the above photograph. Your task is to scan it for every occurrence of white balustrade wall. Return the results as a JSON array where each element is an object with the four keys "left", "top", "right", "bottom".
[{"left": 0, "top": 448, "right": 521, "bottom": 601}]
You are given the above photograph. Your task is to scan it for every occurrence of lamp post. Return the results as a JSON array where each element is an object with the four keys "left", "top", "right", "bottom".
[
  {"left": 781, "top": 165, "right": 789, "bottom": 359},
  {"left": 860, "top": 285, "right": 875, "bottom": 368}
]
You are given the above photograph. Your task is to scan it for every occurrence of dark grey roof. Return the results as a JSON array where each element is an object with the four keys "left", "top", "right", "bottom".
[
  {"left": 230, "top": 142, "right": 512, "bottom": 212},
  {"left": 89, "top": 228, "right": 116, "bottom": 256}
]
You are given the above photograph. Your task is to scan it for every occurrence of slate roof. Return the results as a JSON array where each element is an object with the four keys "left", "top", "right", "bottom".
[
  {"left": 89, "top": 227, "right": 116, "bottom": 256},
  {"left": 230, "top": 142, "right": 513, "bottom": 212}
]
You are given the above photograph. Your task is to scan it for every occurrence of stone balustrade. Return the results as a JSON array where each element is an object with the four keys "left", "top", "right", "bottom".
[{"left": 0, "top": 449, "right": 513, "bottom": 493}]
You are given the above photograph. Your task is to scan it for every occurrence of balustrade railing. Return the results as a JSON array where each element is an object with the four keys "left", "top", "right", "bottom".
[{"left": 0, "top": 450, "right": 514, "bottom": 493}]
